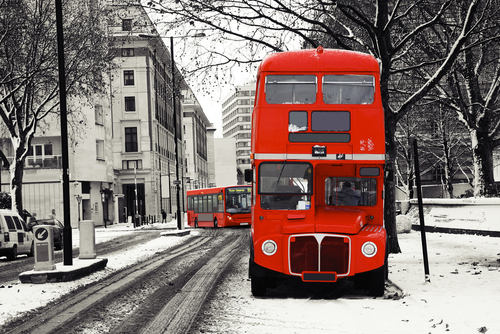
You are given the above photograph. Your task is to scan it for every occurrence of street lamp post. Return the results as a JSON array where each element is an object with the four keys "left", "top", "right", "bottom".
[
  {"left": 139, "top": 32, "right": 205, "bottom": 230},
  {"left": 170, "top": 36, "right": 183, "bottom": 230},
  {"left": 134, "top": 164, "right": 139, "bottom": 228}
]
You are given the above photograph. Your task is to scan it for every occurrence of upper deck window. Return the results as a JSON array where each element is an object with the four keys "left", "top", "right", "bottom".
[
  {"left": 311, "top": 111, "right": 350, "bottom": 131},
  {"left": 265, "top": 75, "right": 316, "bottom": 104},
  {"left": 289, "top": 111, "right": 308, "bottom": 132},
  {"left": 323, "top": 75, "right": 375, "bottom": 104}
]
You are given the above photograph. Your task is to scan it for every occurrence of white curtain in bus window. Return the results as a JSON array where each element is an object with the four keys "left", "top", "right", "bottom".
[
  {"left": 311, "top": 111, "right": 350, "bottom": 132},
  {"left": 265, "top": 75, "right": 316, "bottom": 104},
  {"left": 323, "top": 75, "right": 374, "bottom": 104}
]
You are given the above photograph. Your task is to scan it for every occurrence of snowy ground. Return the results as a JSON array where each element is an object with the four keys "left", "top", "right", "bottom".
[
  {"left": 0, "top": 223, "right": 193, "bottom": 326},
  {"left": 191, "top": 230, "right": 500, "bottom": 334},
  {"left": 1, "top": 220, "right": 499, "bottom": 333}
]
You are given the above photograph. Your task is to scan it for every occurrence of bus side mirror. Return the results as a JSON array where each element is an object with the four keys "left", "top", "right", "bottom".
[{"left": 245, "top": 169, "right": 253, "bottom": 182}]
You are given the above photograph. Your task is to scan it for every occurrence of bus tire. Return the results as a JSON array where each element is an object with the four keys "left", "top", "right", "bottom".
[
  {"left": 214, "top": 218, "right": 218, "bottom": 228},
  {"left": 194, "top": 218, "right": 198, "bottom": 228},
  {"left": 249, "top": 257, "right": 268, "bottom": 296},
  {"left": 368, "top": 262, "right": 386, "bottom": 297},
  {"left": 251, "top": 275, "right": 267, "bottom": 297}
]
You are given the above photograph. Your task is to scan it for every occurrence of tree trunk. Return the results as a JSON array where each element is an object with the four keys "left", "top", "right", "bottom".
[
  {"left": 471, "top": 128, "right": 495, "bottom": 197},
  {"left": 10, "top": 157, "right": 25, "bottom": 214},
  {"left": 385, "top": 115, "right": 402, "bottom": 254}
]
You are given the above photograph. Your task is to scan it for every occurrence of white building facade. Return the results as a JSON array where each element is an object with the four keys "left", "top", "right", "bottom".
[
  {"left": 182, "top": 88, "right": 212, "bottom": 190},
  {"left": 221, "top": 83, "right": 255, "bottom": 184}
]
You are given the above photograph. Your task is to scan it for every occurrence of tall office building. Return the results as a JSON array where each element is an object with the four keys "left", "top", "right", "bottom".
[{"left": 221, "top": 83, "right": 255, "bottom": 184}]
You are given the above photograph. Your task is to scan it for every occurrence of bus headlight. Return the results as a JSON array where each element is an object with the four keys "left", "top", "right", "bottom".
[
  {"left": 362, "top": 242, "right": 377, "bottom": 258},
  {"left": 262, "top": 240, "right": 277, "bottom": 256}
]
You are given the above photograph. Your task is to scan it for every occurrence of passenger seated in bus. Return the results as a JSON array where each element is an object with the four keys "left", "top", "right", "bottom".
[{"left": 338, "top": 182, "right": 360, "bottom": 206}]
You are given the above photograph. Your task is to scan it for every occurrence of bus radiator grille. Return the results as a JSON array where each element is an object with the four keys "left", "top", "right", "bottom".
[{"left": 290, "top": 236, "right": 349, "bottom": 276}]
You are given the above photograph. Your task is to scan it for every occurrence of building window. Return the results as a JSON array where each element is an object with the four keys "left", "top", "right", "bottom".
[
  {"left": 44, "top": 144, "right": 52, "bottom": 156},
  {"left": 124, "top": 97, "right": 136, "bottom": 112},
  {"left": 124, "top": 70, "right": 134, "bottom": 86},
  {"left": 96, "top": 140, "right": 104, "bottom": 160},
  {"left": 122, "top": 19, "right": 132, "bottom": 31},
  {"left": 95, "top": 104, "right": 103, "bottom": 125},
  {"left": 125, "top": 127, "right": 138, "bottom": 152},
  {"left": 122, "top": 48, "right": 134, "bottom": 57},
  {"left": 122, "top": 160, "right": 142, "bottom": 169}
]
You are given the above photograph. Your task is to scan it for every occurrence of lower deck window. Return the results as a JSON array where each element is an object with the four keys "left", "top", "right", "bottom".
[
  {"left": 259, "top": 162, "right": 312, "bottom": 210},
  {"left": 325, "top": 177, "right": 377, "bottom": 206}
]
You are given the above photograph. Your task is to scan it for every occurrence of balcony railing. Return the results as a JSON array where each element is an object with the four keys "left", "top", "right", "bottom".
[{"left": 5, "top": 155, "right": 64, "bottom": 169}]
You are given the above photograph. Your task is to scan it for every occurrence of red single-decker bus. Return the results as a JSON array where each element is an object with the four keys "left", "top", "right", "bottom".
[
  {"left": 247, "top": 47, "right": 387, "bottom": 296},
  {"left": 187, "top": 185, "right": 251, "bottom": 228}
]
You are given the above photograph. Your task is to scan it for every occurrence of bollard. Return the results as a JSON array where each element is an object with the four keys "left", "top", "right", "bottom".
[
  {"left": 79, "top": 220, "right": 96, "bottom": 259},
  {"left": 34, "top": 225, "right": 56, "bottom": 271}
]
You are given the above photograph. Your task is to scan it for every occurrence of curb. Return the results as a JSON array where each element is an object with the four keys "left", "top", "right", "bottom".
[
  {"left": 19, "top": 258, "right": 108, "bottom": 284},
  {"left": 412, "top": 224, "right": 500, "bottom": 238},
  {"left": 160, "top": 230, "right": 191, "bottom": 237}
]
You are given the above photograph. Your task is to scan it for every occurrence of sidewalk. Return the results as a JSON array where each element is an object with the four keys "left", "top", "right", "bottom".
[
  {"left": 19, "top": 217, "right": 190, "bottom": 284},
  {"left": 407, "top": 198, "right": 500, "bottom": 237}
]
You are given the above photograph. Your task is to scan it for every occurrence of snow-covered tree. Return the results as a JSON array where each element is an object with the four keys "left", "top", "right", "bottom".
[
  {"left": 144, "top": 0, "right": 496, "bottom": 253},
  {"left": 0, "top": 0, "right": 115, "bottom": 214}
]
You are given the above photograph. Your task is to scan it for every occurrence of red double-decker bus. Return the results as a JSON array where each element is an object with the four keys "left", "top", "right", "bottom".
[
  {"left": 247, "top": 47, "right": 387, "bottom": 296},
  {"left": 187, "top": 186, "right": 251, "bottom": 228}
]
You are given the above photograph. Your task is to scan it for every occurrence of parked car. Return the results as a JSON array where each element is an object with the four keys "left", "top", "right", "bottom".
[
  {"left": 0, "top": 209, "right": 34, "bottom": 260},
  {"left": 28, "top": 218, "right": 64, "bottom": 250}
]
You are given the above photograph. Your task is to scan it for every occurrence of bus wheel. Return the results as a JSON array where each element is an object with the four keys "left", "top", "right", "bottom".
[
  {"left": 368, "top": 262, "right": 386, "bottom": 297},
  {"left": 214, "top": 218, "right": 218, "bottom": 228},
  {"left": 194, "top": 218, "right": 198, "bottom": 228},
  {"left": 251, "top": 275, "right": 267, "bottom": 297}
]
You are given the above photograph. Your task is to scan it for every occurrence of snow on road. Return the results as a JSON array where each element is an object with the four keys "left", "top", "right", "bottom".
[
  {"left": 0, "top": 226, "right": 193, "bottom": 327},
  {"left": 1, "top": 224, "right": 499, "bottom": 334}
]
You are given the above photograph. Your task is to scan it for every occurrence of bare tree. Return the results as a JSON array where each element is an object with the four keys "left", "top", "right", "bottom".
[
  {"left": 0, "top": 0, "right": 115, "bottom": 214},
  {"left": 441, "top": 35, "right": 500, "bottom": 197},
  {"left": 419, "top": 105, "right": 473, "bottom": 198},
  {"left": 145, "top": 0, "right": 495, "bottom": 252}
]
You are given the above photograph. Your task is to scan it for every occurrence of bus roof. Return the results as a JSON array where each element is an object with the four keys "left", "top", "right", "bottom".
[{"left": 258, "top": 47, "right": 380, "bottom": 74}]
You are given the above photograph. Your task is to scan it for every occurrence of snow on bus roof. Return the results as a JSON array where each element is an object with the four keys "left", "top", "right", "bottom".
[{"left": 258, "top": 47, "right": 380, "bottom": 73}]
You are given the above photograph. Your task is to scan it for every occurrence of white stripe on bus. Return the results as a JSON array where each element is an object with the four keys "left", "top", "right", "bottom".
[{"left": 253, "top": 153, "right": 385, "bottom": 160}]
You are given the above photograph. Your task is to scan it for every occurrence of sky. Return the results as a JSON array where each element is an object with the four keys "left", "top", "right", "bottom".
[{"left": 181, "top": 61, "right": 256, "bottom": 138}]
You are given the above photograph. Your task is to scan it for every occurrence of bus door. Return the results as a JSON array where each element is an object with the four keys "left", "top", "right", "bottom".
[
  {"left": 315, "top": 163, "right": 379, "bottom": 234},
  {"left": 196, "top": 194, "right": 215, "bottom": 226}
]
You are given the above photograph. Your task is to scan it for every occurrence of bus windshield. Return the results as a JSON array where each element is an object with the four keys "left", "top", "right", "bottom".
[
  {"left": 225, "top": 187, "right": 252, "bottom": 213},
  {"left": 259, "top": 162, "right": 312, "bottom": 210}
]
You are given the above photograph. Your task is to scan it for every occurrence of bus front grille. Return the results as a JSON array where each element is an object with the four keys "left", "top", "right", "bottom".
[{"left": 290, "top": 235, "right": 349, "bottom": 276}]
